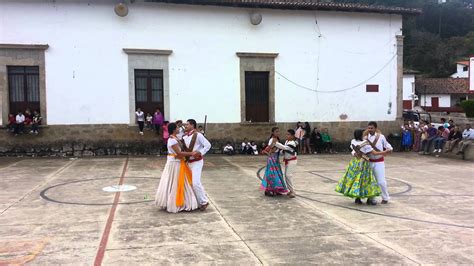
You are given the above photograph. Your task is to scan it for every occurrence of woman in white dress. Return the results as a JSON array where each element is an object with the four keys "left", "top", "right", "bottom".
[{"left": 155, "top": 123, "right": 199, "bottom": 213}]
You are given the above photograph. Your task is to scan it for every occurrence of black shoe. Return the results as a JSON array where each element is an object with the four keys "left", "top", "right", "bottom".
[
  {"left": 264, "top": 191, "right": 274, "bottom": 197},
  {"left": 355, "top": 198, "right": 363, "bottom": 204},
  {"left": 366, "top": 199, "right": 377, "bottom": 205},
  {"left": 381, "top": 200, "right": 389, "bottom": 204}
]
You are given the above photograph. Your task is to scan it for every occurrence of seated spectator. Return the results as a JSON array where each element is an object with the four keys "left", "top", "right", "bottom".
[
  {"left": 420, "top": 123, "right": 437, "bottom": 155},
  {"left": 24, "top": 108, "right": 32, "bottom": 126},
  {"left": 321, "top": 128, "right": 335, "bottom": 154},
  {"left": 223, "top": 142, "right": 235, "bottom": 155},
  {"left": 441, "top": 118, "right": 449, "bottom": 129},
  {"left": 249, "top": 141, "right": 258, "bottom": 155},
  {"left": 241, "top": 138, "right": 251, "bottom": 154},
  {"left": 456, "top": 124, "right": 474, "bottom": 155},
  {"left": 433, "top": 126, "right": 450, "bottom": 155},
  {"left": 30, "top": 111, "right": 42, "bottom": 135},
  {"left": 444, "top": 126, "right": 462, "bottom": 153},
  {"left": 448, "top": 119, "right": 455, "bottom": 130},
  {"left": 401, "top": 122, "right": 413, "bottom": 152},
  {"left": 7, "top": 113, "right": 15, "bottom": 133},
  {"left": 310, "top": 128, "right": 323, "bottom": 154},
  {"left": 14, "top": 111, "right": 25, "bottom": 135}
]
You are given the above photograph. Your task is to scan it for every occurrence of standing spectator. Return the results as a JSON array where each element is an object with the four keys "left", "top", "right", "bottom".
[
  {"left": 412, "top": 120, "right": 422, "bottom": 152},
  {"left": 303, "top": 122, "right": 312, "bottom": 154},
  {"left": 401, "top": 122, "right": 413, "bottom": 151},
  {"left": 175, "top": 120, "right": 185, "bottom": 140},
  {"left": 321, "top": 128, "right": 335, "bottom": 153},
  {"left": 30, "top": 111, "right": 42, "bottom": 135},
  {"left": 152, "top": 108, "right": 164, "bottom": 135},
  {"left": 444, "top": 126, "right": 462, "bottom": 153},
  {"left": 457, "top": 124, "right": 474, "bottom": 155},
  {"left": 295, "top": 122, "right": 305, "bottom": 154},
  {"left": 420, "top": 123, "right": 437, "bottom": 155},
  {"left": 14, "top": 111, "right": 25, "bottom": 135},
  {"left": 259, "top": 141, "right": 267, "bottom": 155},
  {"left": 7, "top": 113, "right": 15, "bottom": 133},
  {"left": 146, "top": 113, "right": 153, "bottom": 130},
  {"left": 433, "top": 126, "right": 450, "bottom": 155},
  {"left": 162, "top": 121, "right": 170, "bottom": 154},
  {"left": 310, "top": 128, "right": 323, "bottom": 154},
  {"left": 135, "top": 108, "right": 145, "bottom": 135},
  {"left": 223, "top": 142, "right": 235, "bottom": 155},
  {"left": 249, "top": 141, "right": 258, "bottom": 155}
]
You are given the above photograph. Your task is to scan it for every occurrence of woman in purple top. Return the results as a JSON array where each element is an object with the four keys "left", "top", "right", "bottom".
[{"left": 153, "top": 108, "right": 164, "bottom": 134}]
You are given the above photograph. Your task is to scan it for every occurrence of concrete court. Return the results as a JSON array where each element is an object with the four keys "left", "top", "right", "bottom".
[{"left": 0, "top": 153, "right": 473, "bottom": 265}]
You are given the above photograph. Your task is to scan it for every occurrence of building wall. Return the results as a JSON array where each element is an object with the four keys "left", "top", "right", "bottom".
[
  {"left": 420, "top": 94, "right": 451, "bottom": 108},
  {"left": 0, "top": 0, "right": 402, "bottom": 125},
  {"left": 470, "top": 57, "right": 474, "bottom": 92},
  {"left": 451, "top": 64, "right": 469, "bottom": 78},
  {"left": 403, "top": 74, "right": 415, "bottom": 101}
]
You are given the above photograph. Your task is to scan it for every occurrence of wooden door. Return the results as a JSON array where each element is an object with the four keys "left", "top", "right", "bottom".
[
  {"left": 431, "top": 97, "right": 439, "bottom": 108},
  {"left": 245, "top": 71, "right": 269, "bottom": 122},
  {"left": 134, "top": 69, "right": 164, "bottom": 116},
  {"left": 8, "top": 66, "right": 40, "bottom": 114}
]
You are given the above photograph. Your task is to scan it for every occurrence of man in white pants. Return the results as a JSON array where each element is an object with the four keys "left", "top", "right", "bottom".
[
  {"left": 183, "top": 119, "right": 211, "bottom": 211},
  {"left": 366, "top": 121, "right": 392, "bottom": 205}
]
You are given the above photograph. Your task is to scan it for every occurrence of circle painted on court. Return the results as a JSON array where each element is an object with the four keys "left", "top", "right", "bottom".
[{"left": 102, "top": 184, "right": 137, "bottom": 192}]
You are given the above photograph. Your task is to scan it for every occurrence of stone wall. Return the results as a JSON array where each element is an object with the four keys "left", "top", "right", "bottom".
[{"left": 0, "top": 121, "right": 403, "bottom": 157}]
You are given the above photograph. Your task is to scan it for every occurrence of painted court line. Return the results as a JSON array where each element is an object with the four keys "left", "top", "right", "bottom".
[{"left": 94, "top": 157, "right": 129, "bottom": 266}]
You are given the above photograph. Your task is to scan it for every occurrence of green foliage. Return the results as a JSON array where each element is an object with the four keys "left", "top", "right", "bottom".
[
  {"left": 332, "top": 0, "right": 474, "bottom": 77},
  {"left": 461, "top": 100, "right": 474, "bottom": 118}
]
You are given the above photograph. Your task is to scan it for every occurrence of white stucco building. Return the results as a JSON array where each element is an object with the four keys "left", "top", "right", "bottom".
[{"left": 451, "top": 61, "right": 470, "bottom": 78}]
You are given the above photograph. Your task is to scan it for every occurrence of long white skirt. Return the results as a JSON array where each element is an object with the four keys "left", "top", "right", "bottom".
[{"left": 155, "top": 160, "right": 199, "bottom": 213}]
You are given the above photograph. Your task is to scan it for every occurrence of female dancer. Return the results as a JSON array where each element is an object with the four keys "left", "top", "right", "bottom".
[
  {"left": 335, "top": 129, "right": 387, "bottom": 204},
  {"left": 155, "top": 123, "right": 199, "bottom": 213},
  {"left": 260, "top": 127, "right": 288, "bottom": 196}
]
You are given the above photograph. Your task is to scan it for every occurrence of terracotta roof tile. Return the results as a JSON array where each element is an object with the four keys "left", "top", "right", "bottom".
[
  {"left": 146, "top": 0, "right": 421, "bottom": 15},
  {"left": 415, "top": 78, "right": 469, "bottom": 94},
  {"left": 457, "top": 61, "right": 470, "bottom": 66}
]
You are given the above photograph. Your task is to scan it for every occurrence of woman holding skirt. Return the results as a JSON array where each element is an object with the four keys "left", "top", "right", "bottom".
[
  {"left": 155, "top": 123, "right": 199, "bottom": 213},
  {"left": 335, "top": 129, "right": 387, "bottom": 204},
  {"left": 260, "top": 127, "right": 288, "bottom": 196}
]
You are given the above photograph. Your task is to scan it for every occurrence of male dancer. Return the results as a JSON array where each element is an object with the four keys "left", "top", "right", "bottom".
[
  {"left": 274, "top": 129, "right": 298, "bottom": 198},
  {"left": 365, "top": 121, "right": 392, "bottom": 205},
  {"left": 183, "top": 119, "right": 212, "bottom": 210}
]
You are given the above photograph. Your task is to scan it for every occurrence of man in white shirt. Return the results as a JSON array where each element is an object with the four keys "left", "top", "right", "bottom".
[
  {"left": 457, "top": 124, "right": 474, "bottom": 155},
  {"left": 183, "top": 119, "right": 212, "bottom": 210},
  {"left": 365, "top": 121, "right": 393, "bottom": 205},
  {"left": 15, "top": 111, "right": 26, "bottom": 135},
  {"left": 274, "top": 129, "right": 298, "bottom": 198}
]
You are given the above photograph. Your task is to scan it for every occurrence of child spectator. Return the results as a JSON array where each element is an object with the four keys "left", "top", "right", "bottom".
[
  {"left": 250, "top": 141, "right": 258, "bottom": 155},
  {"left": 152, "top": 108, "right": 164, "bottom": 135},
  {"left": 310, "top": 128, "right": 323, "bottom": 154},
  {"left": 294, "top": 122, "right": 305, "bottom": 154},
  {"left": 7, "top": 113, "right": 15, "bottom": 133},
  {"left": 441, "top": 118, "right": 449, "bottom": 128},
  {"left": 30, "top": 111, "right": 42, "bottom": 135},
  {"left": 14, "top": 111, "right": 25, "bottom": 135},
  {"left": 241, "top": 138, "right": 251, "bottom": 154},
  {"left": 135, "top": 108, "right": 145, "bottom": 135},
  {"left": 146, "top": 113, "right": 153, "bottom": 130},
  {"left": 444, "top": 126, "right": 462, "bottom": 153},
  {"left": 321, "top": 128, "right": 335, "bottom": 153},
  {"left": 433, "top": 126, "right": 450, "bottom": 155},
  {"left": 401, "top": 122, "right": 413, "bottom": 151},
  {"left": 223, "top": 142, "right": 235, "bottom": 155}
]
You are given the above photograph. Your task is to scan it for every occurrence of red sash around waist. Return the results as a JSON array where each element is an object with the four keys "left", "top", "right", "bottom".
[
  {"left": 369, "top": 157, "right": 384, "bottom": 163},
  {"left": 284, "top": 157, "right": 297, "bottom": 165},
  {"left": 188, "top": 157, "right": 203, "bottom": 163}
]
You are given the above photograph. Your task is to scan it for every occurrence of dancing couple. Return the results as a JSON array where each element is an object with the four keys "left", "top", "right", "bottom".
[
  {"left": 336, "top": 122, "right": 393, "bottom": 205},
  {"left": 155, "top": 119, "right": 212, "bottom": 213},
  {"left": 260, "top": 127, "right": 298, "bottom": 198}
]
